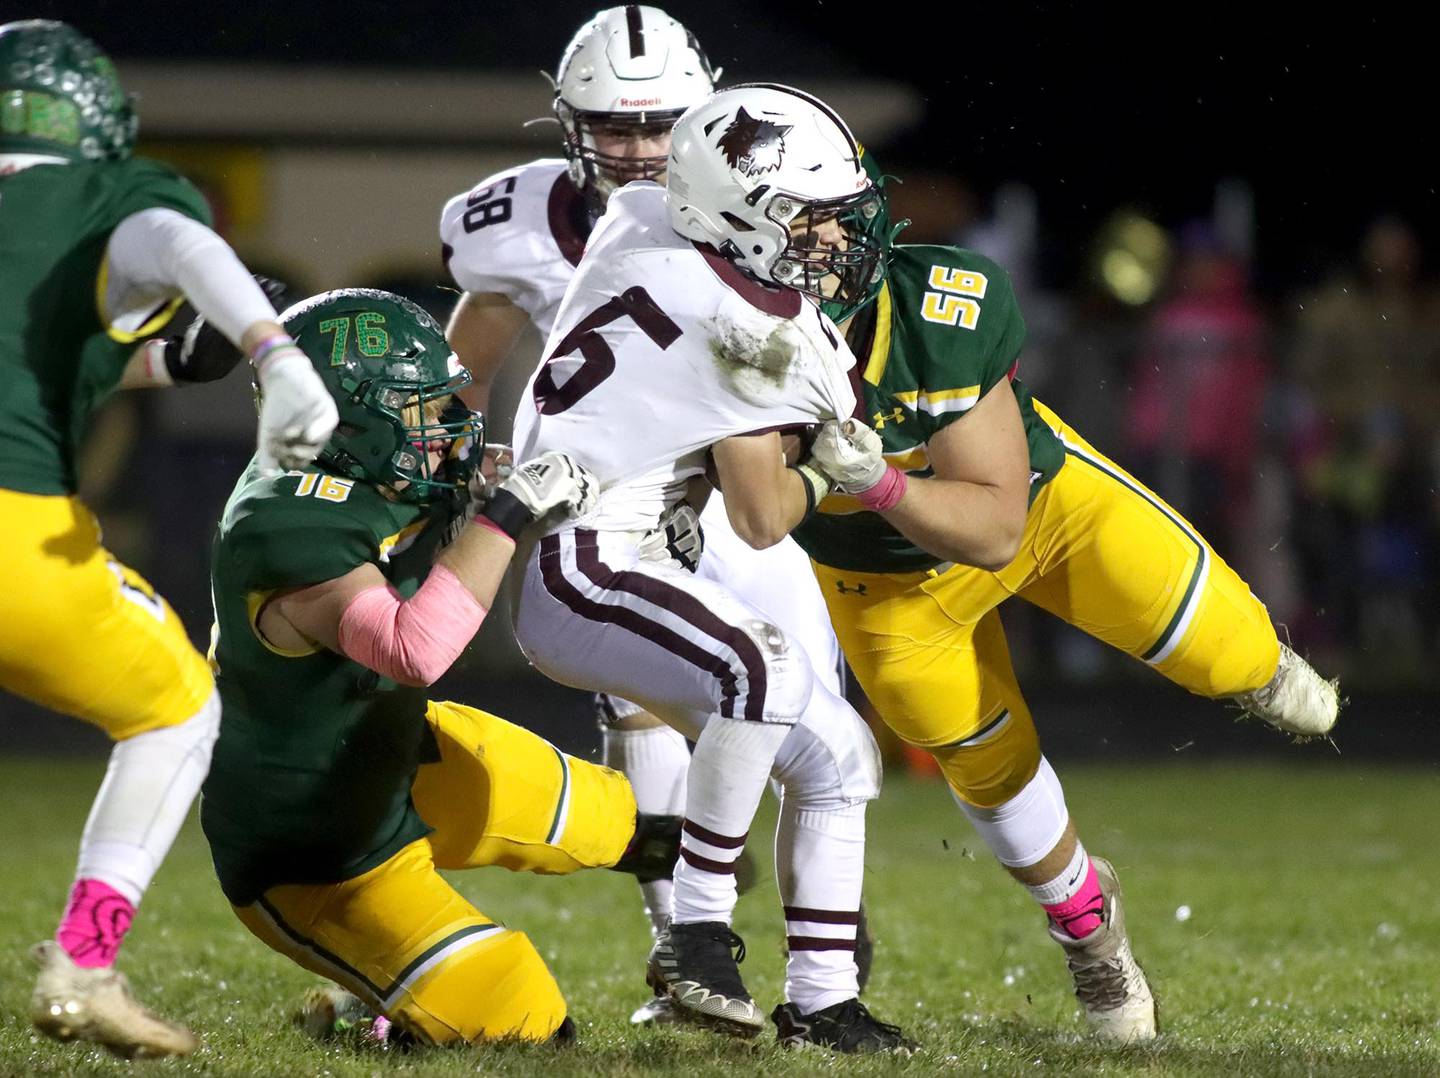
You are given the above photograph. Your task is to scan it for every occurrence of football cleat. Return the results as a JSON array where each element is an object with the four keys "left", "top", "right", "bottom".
[
  {"left": 646, "top": 921, "right": 764, "bottom": 1036},
  {"left": 1048, "top": 858, "right": 1157, "bottom": 1043},
  {"left": 771, "top": 998, "right": 917, "bottom": 1055},
  {"left": 629, "top": 991, "right": 684, "bottom": 1026},
  {"left": 294, "top": 984, "right": 392, "bottom": 1047},
  {"left": 30, "top": 940, "right": 198, "bottom": 1059},
  {"left": 1233, "top": 643, "right": 1340, "bottom": 739}
]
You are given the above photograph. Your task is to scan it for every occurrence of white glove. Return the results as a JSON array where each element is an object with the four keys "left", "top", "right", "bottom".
[
  {"left": 810, "top": 418, "right": 887, "bottom": 493},
  {"left": 496, "top": 451, "right": 599, "bottom": 524},
  {"left": 253, "top": 343, "right": 340, "bottom": 475},
  {"left": 464, "top": 443, "right": 515, "bottom": 506},
  {"left": 638, "top": 502, "right": 704, "bottom": 571}
]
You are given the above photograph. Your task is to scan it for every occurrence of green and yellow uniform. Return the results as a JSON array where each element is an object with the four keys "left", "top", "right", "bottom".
[
  {"left": 0, "top": 158, "right": 214, "bottom": 737},
  {"left": 794, "top": 245, "right": 1280, "bottom": 806},
  {"left": 205, "top": 460, "right": 636, "bottom": 1044}
]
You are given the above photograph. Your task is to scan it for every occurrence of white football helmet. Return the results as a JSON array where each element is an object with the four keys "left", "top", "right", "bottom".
[
  {"left": 554, "top": 5, "right": 717, "bottom": 210},
  {"left": 666, "top": 83, "right": 889, "bottom": 315}
]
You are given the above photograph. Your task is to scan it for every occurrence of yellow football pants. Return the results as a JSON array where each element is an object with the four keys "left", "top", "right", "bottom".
[
  {"left": 234, "top": 700, "right": 637, "bottom": 1045},
  {"left": 0, "top": 489, "right": 213, "bottom": 740},
  {"left": 815, "top": 402, "right": 1279, "bottom": 808}
]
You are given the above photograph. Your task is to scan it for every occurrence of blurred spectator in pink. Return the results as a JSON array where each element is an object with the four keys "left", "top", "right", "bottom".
[{"left": 1127, "top": 223, "right": 1271, "bottom": 567}]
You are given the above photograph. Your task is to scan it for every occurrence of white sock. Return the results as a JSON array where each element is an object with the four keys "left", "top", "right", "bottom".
[
  {"left": 75, "top": 691, "right": 220, "bottom": 905},
  {"left": 603, "top": 724, "right": 690, "bottom": 935},
  {"left": 953, "top": 755, "right": 1070, "bottom": 868},
  {"left": 1027, "top": 843, "right": 1088, "bottom": 905},
  {"left": 776, "top": 799, "right": 865, "bottom": 1014},
  {"left": 670, "top": 718, "right": 789, "bottom": 925}
]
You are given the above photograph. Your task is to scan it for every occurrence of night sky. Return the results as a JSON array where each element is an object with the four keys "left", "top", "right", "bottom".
[{"left": 30, "top": 0, "right": 1433, "bottom": 290}]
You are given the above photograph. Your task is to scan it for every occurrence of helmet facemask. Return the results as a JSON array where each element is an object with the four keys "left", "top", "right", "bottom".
[
  {"left": 558, "top": 102, "right": 684, "bottom": 212},
  {"left": 358, "top": 375, "right": 483, "bottom": 504},
  {"left": 766, "top": 186, "right": 890, "bottom": 317}
]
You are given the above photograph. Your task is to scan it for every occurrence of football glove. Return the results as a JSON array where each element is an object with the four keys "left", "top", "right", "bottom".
[
  {"left": 481, "top": 451, "right": 599, "bottom": 540},
  {"left": 253, "top": 340, "right": 341, "bottom": 475},
  {"left": 638, "top": 502, "right": 704, "bottom": 571},
  {"left": 810, "top": 418, "right": 887, "bottom": 493}
]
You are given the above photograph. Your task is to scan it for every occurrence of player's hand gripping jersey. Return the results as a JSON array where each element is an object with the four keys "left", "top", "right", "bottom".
[
  {"left": 794, "top": 243, "right": 1066, "bottom": 573},
  {"left": 440, "top": 160, "right": 589, "bottom": 341},
  {"left": 513, "top": 183, "right": 858, "bottom": 531}
]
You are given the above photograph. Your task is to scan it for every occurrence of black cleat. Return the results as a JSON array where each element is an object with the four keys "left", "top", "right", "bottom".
[
  {"left": 646, "top": 921, "right": 764, "bottom": 1036},
  {"left": 771, "top": 998, "right": 917, "bottom": 1055}
]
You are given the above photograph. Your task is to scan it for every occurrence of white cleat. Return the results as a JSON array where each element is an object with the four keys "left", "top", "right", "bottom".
[
  {"left": 1233, "top": 643, "right": 1340, "bottom": 738},
  {"left": 1048, "top": 858, "right": 1157, "bottom": 1044},
  {"left": 30, "top": 940, "right": 198, "bottom": 1059}
]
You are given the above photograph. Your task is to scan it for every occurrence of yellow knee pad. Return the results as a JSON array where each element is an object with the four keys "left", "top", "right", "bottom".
[{"left": 392, "top": 928, "right": 567, "bottom": 1045}]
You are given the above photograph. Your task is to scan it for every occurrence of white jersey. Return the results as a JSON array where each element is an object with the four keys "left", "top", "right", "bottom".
[
  {"left": 439, "top": 158, "right": 590, "bottom": 340},
  {"left": 514, "top": 183, "right": 858, "bottom": 534}
]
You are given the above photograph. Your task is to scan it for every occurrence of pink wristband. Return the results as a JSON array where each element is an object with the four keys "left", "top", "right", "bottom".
[
  {"left": 471, "top": 513, "right": 517, "bottom": 544},
  {"left": 855, "top": 466, "right": 907, "bottom": 512}
]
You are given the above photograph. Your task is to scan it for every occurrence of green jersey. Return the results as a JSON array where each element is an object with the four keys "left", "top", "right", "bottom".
[
  {"left": 793, "top": 245, "right": 1066, "bottom": 573},
  {"left": 0, "top": 158, "right": 212, "bottom": 495},
  {"left": 202, "top": 460, "right": 456, "bottom": 905}
]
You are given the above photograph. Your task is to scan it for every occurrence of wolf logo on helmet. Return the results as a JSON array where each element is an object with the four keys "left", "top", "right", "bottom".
[{"left": 716, "top": 107, "right": 791, "bottom": 178}]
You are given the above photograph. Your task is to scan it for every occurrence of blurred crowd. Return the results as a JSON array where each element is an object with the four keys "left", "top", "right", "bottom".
[
  {"left": 79, "top": 173, "right": 1439, "bottom": 693},
  {"left": 889, "top": 174, "right": 1439, "bottom": 688}
]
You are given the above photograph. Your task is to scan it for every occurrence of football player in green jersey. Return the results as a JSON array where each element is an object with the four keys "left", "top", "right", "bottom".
[
  {"left": 204, "top": 288, "right": 682, "bottom": 1047},
  {"left": 0, "top": 20, "right": 338, "bottom": 1058},
  {"left": 765, "top": 154, "right": 1338, "bottom": 1041}
]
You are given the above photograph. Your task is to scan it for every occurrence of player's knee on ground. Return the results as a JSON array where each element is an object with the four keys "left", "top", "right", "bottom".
[
  {"left": 389, "top": 928, "right": 568, "bottom": 1045},
  {"left": 926, "top": 706, "right": 1043, "bottom": 810},
  {"left": 418, "top": 701, "right": 636, "bottom": 874}
]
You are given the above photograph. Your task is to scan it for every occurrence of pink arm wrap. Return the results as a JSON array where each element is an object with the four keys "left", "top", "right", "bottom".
[
  {"left": 855, "top": 466, "right": 908, "bottom": 512},
  {"left": 336, "top": 564, "right": 486, "bottom": 687}
]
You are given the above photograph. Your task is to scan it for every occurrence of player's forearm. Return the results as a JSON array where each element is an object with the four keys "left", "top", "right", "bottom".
[
  {"left": 107, "top": 209, "right": 277, "bottom": 346},
  {"left": 880, "top": 475, "right": 1027, "bottom": 572},
  {"left": 434, "top": 519, "right": 519, "bottom": 609},
  {"left": 728, "top": 469, "right": 812, "bottom": 549}
]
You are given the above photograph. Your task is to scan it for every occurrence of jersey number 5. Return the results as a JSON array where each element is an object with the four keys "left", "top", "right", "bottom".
[
  {"left": 920, "top": 265, "right": 988, "bottom": 330},
  {"left": 532, "top": 287, "right": 682, "bottom": 414}
]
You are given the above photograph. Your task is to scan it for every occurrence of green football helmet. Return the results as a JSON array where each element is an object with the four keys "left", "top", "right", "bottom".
[
  {"left": 0, "top": 20, "right": 136, "bottom": 162},
  {"left": 279, "top": 289, "right": 481, "bottom": 504},
  {"left": 819, "top": 145, "right": 909, "bottom": 324}
]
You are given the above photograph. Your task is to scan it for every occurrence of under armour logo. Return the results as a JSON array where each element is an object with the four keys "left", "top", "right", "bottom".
[
  {"left": 872, "top": 407, "right": 905, "bottom": 429},
  {"left": 834, "top": 580, "right": 868, "bottom": 596}
]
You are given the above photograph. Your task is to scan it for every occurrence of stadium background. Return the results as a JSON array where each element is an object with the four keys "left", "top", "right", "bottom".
[{"left": 3, "top": 0, "right": 1434, "bottom": 768}]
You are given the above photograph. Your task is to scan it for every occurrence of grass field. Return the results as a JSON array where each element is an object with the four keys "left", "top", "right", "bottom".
[{"left": 2, "top": 757, "right": 1438, "bottom": 1076}]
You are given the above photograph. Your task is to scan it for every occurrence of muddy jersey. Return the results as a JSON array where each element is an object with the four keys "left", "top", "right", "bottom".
[
  {"left": 439, "top": 158, "right": 592, "bottom": 341},
  {"left": 0, "top": 157, "right": 211, "bottom": 495},
  {"left": 202, "top": 459, "right": 455, "bottom": 905},
  {"left": 792, "top": 244, "right": 1066, "bottom": 573},
  {"left": 513, "top": 182, "right": 857, "bottom": 534}
]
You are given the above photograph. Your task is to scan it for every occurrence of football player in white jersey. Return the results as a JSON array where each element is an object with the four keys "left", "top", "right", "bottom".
[
  {"left": 510, "top": 85, "right": 913, "bottom": 1055},
  {"left": 438, "top": 4, "right": 860, "bottom": 1026}
]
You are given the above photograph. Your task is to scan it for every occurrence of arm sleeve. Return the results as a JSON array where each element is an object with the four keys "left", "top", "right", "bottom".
[{"left": 105, "top": 208, "right": 276, "bottom": 346}]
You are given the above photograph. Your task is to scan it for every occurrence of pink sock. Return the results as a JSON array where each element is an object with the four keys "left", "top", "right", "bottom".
[
  {"left": 56, "top": 878, "right": 135, "bottom": 968},
  {"left": 1042, "top": 859, "right": 1104, "bottom": 939}
]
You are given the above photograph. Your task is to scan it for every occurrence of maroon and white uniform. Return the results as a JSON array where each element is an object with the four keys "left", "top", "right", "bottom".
[
  {"left": 440, "top": 159, "right": 843, "bottom": 697},
  {"left": 511, "top": 184, "right": 880, "bottom": 1010}
]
